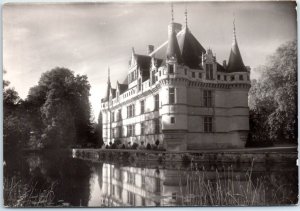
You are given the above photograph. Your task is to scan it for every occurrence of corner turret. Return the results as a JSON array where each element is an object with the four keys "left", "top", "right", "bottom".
[{"left": 226, "top": 20, "right": 247, "bottom": 72}]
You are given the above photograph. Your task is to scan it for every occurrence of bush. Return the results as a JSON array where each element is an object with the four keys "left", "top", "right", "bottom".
[
  {"left": 114, "top": 139, "right": 122, "bottom": 145},
  {"left": 132, "top": 143, "right": 139, "bottom": 149},
  {"left": 146, "top": 143, "right": 152, "bottom": 150},
  {"left": 155, "top": 140, "right": 160, "bottom": 146}
]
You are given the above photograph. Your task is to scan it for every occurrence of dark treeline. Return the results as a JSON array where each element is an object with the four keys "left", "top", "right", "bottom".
[
  {"left": 247, "top": 40, "right": 297, "bottom": 146},
  {"left": 4, "top": 67, "right": 103, "bottom": 150}
]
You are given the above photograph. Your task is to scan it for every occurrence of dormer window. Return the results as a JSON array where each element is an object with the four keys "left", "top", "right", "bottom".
[
  {"left": 199, "top": 73, "right": 202, "bottom": 79},
  {"left": 192, "top": 72, "right": 195, "bottom": 78},
  {"left": 239, "top": 75, "right": 244, "bottom": 81},
  {"left": 224, "top": 75, "right": 227, "bottom": 81},
  {"left": 168, "top": 64, "right": 174, "bottom": 74},
  {"left": 217, "top": 75, "right": 220, "bottom": 80}
]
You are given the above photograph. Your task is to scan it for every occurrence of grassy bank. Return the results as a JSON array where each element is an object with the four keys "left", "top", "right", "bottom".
[{"left": 4, "top": 177, "right": 56, "bottom": 207}]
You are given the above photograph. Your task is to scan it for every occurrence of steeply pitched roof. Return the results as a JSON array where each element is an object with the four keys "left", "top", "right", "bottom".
[
  {"left": 153, "top": 58, "right": 163, "bottom": 68},
  {"left": 136, "top": 54, "right": 152, "bottom": 82},
  {"left": 102, "top": 74, "right": 111, "bottom": 102},
  {"left": 136, "top": 54, "right": 152, "bottom": 70},
  {"left": 110, "top": 88, "right": 116, "bottom": 98},
  {"left": 117, "top": 82, "right": 128, "bottom": 94},
  {"left": 166, "top": 26, "right": 183, "bottom": 63},
  {"left": 217, "top": 63, "right": 226, "bottom": 72},
  {"left": 226, "top": 33, "right": 247, "bottom": 72},
  {"left": 150, "top": 27, "right": 206, "bottom": 69},
  {"left": 178, "top": 27, "right": 206, "bottom": 69}
]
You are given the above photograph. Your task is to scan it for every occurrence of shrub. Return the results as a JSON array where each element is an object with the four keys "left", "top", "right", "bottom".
[
  {"left": 146, "top": 143, "right": 152, "bottom": 150},
  {"left": 132, "top": 143, "right": 139, "bottom": 149}
]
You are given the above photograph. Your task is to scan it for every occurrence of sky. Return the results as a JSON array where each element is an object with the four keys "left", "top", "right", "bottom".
[{"left": 3, "top": 1, "right": 297, "bottom": 120}]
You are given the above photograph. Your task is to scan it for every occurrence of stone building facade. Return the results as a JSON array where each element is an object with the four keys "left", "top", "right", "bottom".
[{"left": 101, "top": 17, "right": 250, "bottom": 151}]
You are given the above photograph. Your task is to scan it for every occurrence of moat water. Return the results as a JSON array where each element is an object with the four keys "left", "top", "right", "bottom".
[{"left": 4, "top": 150, "right": 298, "bottom": 207}]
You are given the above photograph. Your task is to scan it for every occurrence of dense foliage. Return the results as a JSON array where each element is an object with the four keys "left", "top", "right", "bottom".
[
  {"left": 248, "top": 40, "right": 297, "bottom": 145},
  {"left": 4, "top": 67, "right": 102, "bottom": 150}
]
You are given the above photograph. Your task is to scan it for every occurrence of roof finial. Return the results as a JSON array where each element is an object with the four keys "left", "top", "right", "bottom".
[
  {"left": 108, "top": 66, "right": 110, "bottom": 83},
  {"left": 185, "top": 3, "right": 188, "bottom": 27},
  {"left": 233, "top": 14, "right": 237, "bottom": 41},
  {"left": 171, "top": 2, "right": 174, "bottom": 23}
]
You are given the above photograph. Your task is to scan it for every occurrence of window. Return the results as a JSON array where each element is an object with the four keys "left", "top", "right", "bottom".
[
  {"left": 199, "top": 73, "right": 202, "bottom": 79},
  {"left": 217, "top": 75, "right": 220, "bottom": 80},
  {"left": 127, "top": 172, "right": 135, "bottom": 185},
  {"left": 169, "top": 88, "right": 175, "bottom": 104},
  {"left": 118, "top": 126, "right": 122, "bottom": 138},
  {"left": 192, "top": 72, "right": 195, "bottom": 78},
  {"left": 141, "top": 197, "right": 146, "bottom": 206},
  {"left": 168, "top": 64, "right": 174, "bottom": 74},
  {"left": 152, "top": 71, "right": 155, "bottom": 84},
  {"left": 118, "top": 109, "right": 122, "bottom": 121},
  {"left": 118, "top": 187, "right": 123, "bottom": 199},
  {"left": 154, "top": 118, "right": 160, "bottom": 134},
  {"left": 231, "top": 75, "right": 235, "bottom": 81},
  {"left": 138, "top": 78, "right": 142, "bottom": 91},
  {"left": 239, "top": 75, "right": 243, "bottom": 80},
  {"left": 132, "top": 124, "right": 135, "bottom": 136},
  {"left": 184, "top": 68, "right": 187, "bottom": 75},
  {"left": 127, "top": 191, "right": 135, "bottom": 205},
  {"left": 111, "top": 112, "right": 115, "bottom": 122},
  {"left": 154, "top": 94, "right": 159, "bottom": 111},
  {"left": 141, "top": 122, "right": 145, "bottom": 135},
  {"left": 112, "top": 185, "right": 115, "bottom": 195},
  {"left": 155, "top": 177, "right": 161, "bottom": 193},
  {"left": 171, "top": 117, "right": 175, "bottom": 124},
  {"left": 203, "top": 90, "right": 213, "bottom": 107},
  {"left": 206, "top": 64, "right": 213, "bottom": 80},
  {"left": 127, "top": 104, "right": 135, "bottom": 118},
  {"left": 204, "top": 116, "right": 213, "bottom": 132},
  {"left": 224, "top": 75, "right": 227, "bottom": 81},
  {"left": 159, "top": 71, "right": 161, "bottom": 76},
  {"left": 247, "top": 75, "right": 250, "bottom": 81},
  {"left": 140, "top": 100, "right": 145, "bottom": 114},
  {"left": 172, "top": 192, "right": 177, "bottom": 200},
  {"left": 141, "top": 175, "right": 146, "bottom": 188},
  {"left": 127, "top": 125, "right": 133, "bottom": 137}
]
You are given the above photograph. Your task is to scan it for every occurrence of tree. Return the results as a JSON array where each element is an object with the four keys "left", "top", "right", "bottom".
[
  {"left": 3, "top": 70, "right": 30, "bottom": 150},
  {"left": 249, "top": 40, "right": 297, "bottom": 144},
  {"left": 26, "top": 67, "right": 93, "bottom": 148}
]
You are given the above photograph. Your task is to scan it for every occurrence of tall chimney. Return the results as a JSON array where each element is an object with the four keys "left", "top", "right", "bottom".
[
  {"left": 147, "top": 45, "right": 154, "bottom": 54},
  {"left": 223, "top": 60, "right": 227, "bottom": 68}
]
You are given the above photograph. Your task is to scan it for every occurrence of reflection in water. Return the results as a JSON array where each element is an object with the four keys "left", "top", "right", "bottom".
[
  {"left": 4, "top": 150, "right": 298, "bottom": 207},
  {"left": 4, "top": 150, "right": 92, "bottom": 207},
  {"left": 88, "top": 162, "right": 298, "bottom": 206}
]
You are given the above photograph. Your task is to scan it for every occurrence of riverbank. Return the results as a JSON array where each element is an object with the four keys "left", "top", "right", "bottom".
[{"left": 72, "top": 146, "right": 297, "bottom": 164}]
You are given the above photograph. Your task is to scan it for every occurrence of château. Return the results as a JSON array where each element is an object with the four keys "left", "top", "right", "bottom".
[{"left": 101, "top": 12, "right": 250, "bottom": 151}]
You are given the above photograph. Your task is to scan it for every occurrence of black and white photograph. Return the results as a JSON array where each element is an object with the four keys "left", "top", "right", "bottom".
[{"left": 2, "top": 1, "right": 298, "bottom": 207}]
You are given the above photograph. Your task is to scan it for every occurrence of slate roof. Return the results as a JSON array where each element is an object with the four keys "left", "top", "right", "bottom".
[
  {"left": 226, "top": 38, "right": 247, "bottom": 72},
  {"left": 217, "top": 63, "right": 226, "bottom": 72},
  {"left": 136, "top": 54, "right": 152, "bottom": 82},
  {"left": 166, "top": 27, "right": 183, "bottom": 63},
  {"left": 117, "top": 82, "right": 128, "bottom": 94},
  {"left": 102, "top": 79, "right": 111, "bottom": 102},
  {"left": 110, "top": 88, "right": 116, "bottom": 98},
  {"left": 150, "top": 27, "right": 206, "bottom": 69},
  {"left": 178, "top": 27, "right": 206, "bottom": 69}
]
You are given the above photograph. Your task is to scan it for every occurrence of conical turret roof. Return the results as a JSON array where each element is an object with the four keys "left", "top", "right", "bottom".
[
  {"left": 166, "top": 24, "right": 183, "bottom": 63},
  {"left": 227, "top": 22, "right": 247, "bottom": 72},
  {"left": 102, "top": 68, "right": 111, "bottom": 102}
]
